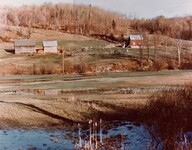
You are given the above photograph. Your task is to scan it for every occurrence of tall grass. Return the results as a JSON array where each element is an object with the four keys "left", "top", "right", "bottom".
[
  {"left": 75, "top": 119, "right": 127, "bottom": 150},
  {"left": 145, "top": 83, "right": 192, "bottom": 149}
]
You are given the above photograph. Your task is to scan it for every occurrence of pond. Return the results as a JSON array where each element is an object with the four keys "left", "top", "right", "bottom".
[
  {"left": 0, "top": 121, "right": 191, "bottom": 150},
  {"left": 0, "top": 121, "right": 157, "bottom": 150}
]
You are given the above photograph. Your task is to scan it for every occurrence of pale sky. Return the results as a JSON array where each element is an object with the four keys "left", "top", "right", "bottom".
[{"left": 0, "top": 0, "right": 192, "bottom": 18}]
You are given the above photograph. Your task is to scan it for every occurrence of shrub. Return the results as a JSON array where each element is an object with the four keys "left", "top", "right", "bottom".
[
  {"left": 152, "top": 59, "right": 167, "bottom": 71},
  {"left": 180, "top": 61, "right": 192, "bottom": 69},
  {"left": 39, "top": 65, "right": 46, "bottom": 75},
  {"left": 63, "top": 60, "right": 74, "bottom": 73},
  {"left": 36, "top": 65, "right": 53, "bottom": 75},
  {"left": 167, "top": 60, "right": 177, "bottom": 70},
  {"left": 74, "top": 63, "right": 88, "bottom": 74}
]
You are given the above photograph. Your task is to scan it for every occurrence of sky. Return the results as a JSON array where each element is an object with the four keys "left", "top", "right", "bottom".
[{"left": 0, "top": 0, "right": 192, "bottom": 18}]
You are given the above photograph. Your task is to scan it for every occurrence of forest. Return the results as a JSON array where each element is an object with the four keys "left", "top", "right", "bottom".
[{"left": 1, "top": 3, "right": 192, "bottom": 40}]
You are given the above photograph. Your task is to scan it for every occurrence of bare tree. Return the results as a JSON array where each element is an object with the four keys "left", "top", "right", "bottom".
[
  {"left": 143, "top": 32, "right": 151, "bottom": 59},
  {"left": 175, "top": 39, "right": 183, "bottom": 67},
  {"left": 152, "top": 32, "right": 161, "bottom": 59}
]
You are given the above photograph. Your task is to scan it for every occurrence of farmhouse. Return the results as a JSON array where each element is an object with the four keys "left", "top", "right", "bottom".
[
  {"left": 127, "top": 35, "right": 143, "bottom": 48},
  {"left": 14, "top": 39, "right": 36, "bottom": 54},
  {"left": 43, "top": 41, "right": 58, "bottom": 53}
]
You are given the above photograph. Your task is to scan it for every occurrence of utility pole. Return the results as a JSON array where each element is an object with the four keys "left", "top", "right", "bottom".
[{"left": 62, "top": 48, "right": 65, "bottom": 75}]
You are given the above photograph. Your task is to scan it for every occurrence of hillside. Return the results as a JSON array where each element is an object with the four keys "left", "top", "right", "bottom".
[
  {"left": 2, "top": 3, "right": 128, "bottom": 37},
  {"left": 0, "top": 26, "right": 191, "bottom": 76},
  {"left": 0, "top": 27, "right": 110, "bottom": 75},
  {"left": 0, "top": 3, "right": 191, "bottom": 75},
  {"left": 1, "top": 3, "right": 192, "bottom": 41},
  {"left": 130, "top": 16, "right": 192, "bottom": 40}
]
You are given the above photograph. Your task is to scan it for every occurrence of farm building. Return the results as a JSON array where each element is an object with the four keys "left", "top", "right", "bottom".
[
  {"left": 14, "top": 39, "right": 36, "bottom": 54},
  {"left": 43, "top": 41, "right": 58, "bottom": 53},
  {"left": 127, "top": 35, "right": 143, "bottom": 48}
]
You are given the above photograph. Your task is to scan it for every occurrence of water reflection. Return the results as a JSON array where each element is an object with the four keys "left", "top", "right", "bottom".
[
  {"left": 0, "top": 121, "right": 157, "bottom": 150},
  {"left": 0, "top": 129, "right": 74, "bottom": 150},
  {"left": 0, "top": 121, "right": 191, "bottom": 150}
]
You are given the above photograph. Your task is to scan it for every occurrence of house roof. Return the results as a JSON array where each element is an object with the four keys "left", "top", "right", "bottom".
[
  {"left": 43, "top": 41, "right": 57, "bottom": 47},
  {"left": 129, "top": 35, "right": 143, "bottom": 40},
  {"left": 14, "top": 39, "right": 36, "bottom": 47}
]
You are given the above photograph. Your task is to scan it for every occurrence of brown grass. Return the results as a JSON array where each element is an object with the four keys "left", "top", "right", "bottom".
[{"left": 144, "top": 83, "right": 192, "bottom": 149}]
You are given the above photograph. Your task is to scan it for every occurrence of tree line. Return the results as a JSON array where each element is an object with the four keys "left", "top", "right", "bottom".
[{"left": 130, "top": 15, "right": 192, "bottom": 40}]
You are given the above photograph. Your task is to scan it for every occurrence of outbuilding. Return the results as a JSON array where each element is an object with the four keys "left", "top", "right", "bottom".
[
  {"left": 14, "top": 39, "right": 36, "bottom": 54},
  {"left": 43, "top": 41, "right": 58, "bottom": 53},
  {"left": 127, "top": 35, "right": 143, "bottom": 48}
]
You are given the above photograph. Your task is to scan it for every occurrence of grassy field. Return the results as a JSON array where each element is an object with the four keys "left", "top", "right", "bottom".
[
  {"left": 0, "top": 69, "right": 191, "bottom": 128},
  {"left": 0, "top": 70, "right": 191, "bottom": 96}
]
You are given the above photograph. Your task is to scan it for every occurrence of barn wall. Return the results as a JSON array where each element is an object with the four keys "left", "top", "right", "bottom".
[
  {"left": 15, "top": 47, "right": 36, "bottom": 54},
  {"left": 44, "top": 46, "right": 57, "bottom": 53},
  {"left": 130, "top": 40, "right": 142, "bottom": 48}
]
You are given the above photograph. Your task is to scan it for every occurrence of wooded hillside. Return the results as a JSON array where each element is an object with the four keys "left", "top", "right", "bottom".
[
  {"left": 130, "top": 16, "right": 192, "bottom": 40},
  {"left": 3, "top": 3, "right": 128, "bottom": 36},
  {"left": 1, "top": 3, "right": 192, "bottom": 40}
]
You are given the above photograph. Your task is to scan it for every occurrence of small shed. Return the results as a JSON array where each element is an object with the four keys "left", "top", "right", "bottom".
[
  {"left": 128, "top": 35, "right": 143, "bottom": 48},
  {"left": 14, "top": 39, "right": 36, "bottom": 54},
  {"left": 43, "top": 41, "right": 58, "bottom": 53}
]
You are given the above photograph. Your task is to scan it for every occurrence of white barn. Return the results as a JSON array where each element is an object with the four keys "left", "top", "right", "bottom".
[
  {"left": 14, "top": 39, "right": 36, "bottom": 54},
  {"left": 43, "top": 41, "right": 58, "bottom": 53}
]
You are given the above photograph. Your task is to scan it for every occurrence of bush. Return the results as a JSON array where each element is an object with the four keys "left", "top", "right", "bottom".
[
  {"left": 167, "top": 60, "right": 177, "bottom": 70},
  {"left": 34, "top": 64, "right": 55, "bottom": 75},
  {"left": 74, "top": 63, "right": 88, "bottom": 74},
  {"left": 152, "top": 59, "right": 167, "bottom": 71},
  {"left": 39, "top": 65, "right": 46, "bottom": 75},
  {"left": 180, "top": 61, "right": 192, "bottom": 69},
  {"left": 63, "top": 60, "right": 74, "bottom": 73}
]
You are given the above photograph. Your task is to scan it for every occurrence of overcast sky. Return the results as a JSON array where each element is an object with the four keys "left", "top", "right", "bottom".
[{"left": 1, "top": 0, "right": 192, "bottom": 18}]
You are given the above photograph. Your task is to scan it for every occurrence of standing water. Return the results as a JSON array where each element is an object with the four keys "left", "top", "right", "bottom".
[
  {"left": 0, "top": 121, "right": 191, "bottom": 149},
  {"left": 0, "top": 121, "right": 160, "bottom": 150}
]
